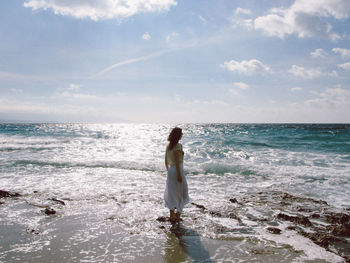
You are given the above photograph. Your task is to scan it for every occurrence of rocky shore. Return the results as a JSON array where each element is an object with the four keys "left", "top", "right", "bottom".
[
  {"left": 159, "top": 190, "right": 350, "bottom": 262},
  {"left": 2, "top": 189, "right": 349, "bottom": 262}
]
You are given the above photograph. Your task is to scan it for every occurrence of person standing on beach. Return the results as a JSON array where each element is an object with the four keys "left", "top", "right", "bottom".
[{"left": 164, "top": 127, "right": 189, "bottom": 223}]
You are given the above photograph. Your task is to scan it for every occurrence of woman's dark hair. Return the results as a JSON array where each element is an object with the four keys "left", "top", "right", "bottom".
[{"left": 168, "top": 127, "right": 182, "bottom": 150}]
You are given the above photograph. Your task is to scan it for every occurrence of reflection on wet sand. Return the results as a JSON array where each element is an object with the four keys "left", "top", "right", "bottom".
[{"left": 163, "top": 224, "right": 214, "bottom": 263}]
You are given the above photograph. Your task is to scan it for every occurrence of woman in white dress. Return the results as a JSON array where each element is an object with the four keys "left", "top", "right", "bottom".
[{"left": 164, "top": 127, "right": 189, "bottom": 223}]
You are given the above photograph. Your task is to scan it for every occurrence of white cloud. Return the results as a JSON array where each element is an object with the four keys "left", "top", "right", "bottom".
[
  {"left": 10, "top": 88, "right": 23, "bottom": 93},
  {"left": 24, "top": 0, "right": 177, "bottom": 21},
  {"left": 0, "top": 97, "right": 90, "bottom": 117},
  {"left": 90, "top": 49, "right": 170, "bottom": 78},
  {"left": 310, "top": 48, "right": 328, "bottom": 58},
  {"left": 2, "top": 88, "right": 349, "bottom": 123},
  {"left": 58, "top": 91, "right": 100, "bottom": 101},
  {"left": 0, "top": 70, "right": 34, "bottom": 80},
  {"left": 228, "top": 82, "right": 249, "bottom": 96},
  {"left": 305, "top": 87, "right": 350, "bottom": 108},
  {"left": 254, "top": 13, "right": 294, "bottom": 38},
  {"left": 191, "top": 99, "right": 228, "bottom": 106},
  {"left": 329, "top": 70, "right": 339, "bottom": 77},
  {"left": 291, "top": 87, "right": 303, "bottom": 91},
  {"left": 235, "top": 8, "right": 252, "bottom": 16},
  {"left": 288, "top": 65, "right": 322, "bottom": 79},
  {"left": 233, "top": 82, "right": 249, "bottom": 90},
  {"left": 199, "top": 15, "right": 207, "bottom": 24},
  {"left": 338, "top": 62, "right": 350, "bottom": 70},
  {"left": 0, "top": 90, "right": 231, "bottom": 123},
  {"left": 0, "top": 71, "right": 20, "bottom": 79},
  {"left": 166, "top": 32, "right": 179, "bottom": 41},
  {"left": 222, "top": 59, "right": 270, "bottom": 75},
  {"left": 229, "top": 89, "right": 239, "bottom": 96},
  {"left": 0, "top": 70, "right": 52, "bottom": 82},
  {"left": 68, "top": 84, "right": 81, "bottom": 91},
  {"left": 231, "top": 8, "right": 253, "bottom": 30},
  {"left": 142, "top": 32, "right": 151, "bottom": 40},
  {"left": 232, "top": 18, "right": 254, "bottom": 30},
  {"left": 332, "top": 48, "right": 350, "bottom": 58},
  {"left": 253, "top": 0, "right": 350, "bottom": 41}
]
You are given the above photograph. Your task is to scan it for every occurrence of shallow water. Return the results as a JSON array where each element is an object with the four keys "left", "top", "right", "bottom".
[{"left": 0, "top": 123, "right": 349, "bottom": 262}]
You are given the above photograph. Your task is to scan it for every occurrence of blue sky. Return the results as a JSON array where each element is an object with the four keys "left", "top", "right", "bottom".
[{"left": 0, "top": 0, "right": 350, "bottom": 123}]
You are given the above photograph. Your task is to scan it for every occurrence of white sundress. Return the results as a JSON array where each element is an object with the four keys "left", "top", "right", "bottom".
[{"left": 164, "top": 143, "right": 189, "bottom": 213}]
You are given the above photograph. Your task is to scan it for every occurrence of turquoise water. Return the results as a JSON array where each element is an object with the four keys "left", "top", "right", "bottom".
[
  {"left": 1, "top": 123, "right": 349, "bottom": 207},
  {"left": 0, "top": 123, "right": 349, "bottom": 262}
]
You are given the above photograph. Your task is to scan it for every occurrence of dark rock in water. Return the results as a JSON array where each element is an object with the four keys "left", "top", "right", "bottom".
[
  {"left": 281, "top": 192, "right": 328, "bottom": 205},
  {"left": 191, "top": 202, "right": 206, "bottom": 210},
  {"left": 156, "top": 216, "right": 168, "bottom": 222},
  {"left": 44, "top": 208, "right": 56, "bottom": 215},
  {"left": 297, "top": 206, "right": 312, "bottom": 212},
  {"left": 228, "top": 212, "right": 239, "bottom": 220},
  {"left": 279, "top": 201, "right": 290, "bottom": 206},
  {"left": 228, "top": 212, "right": 244, "bottom": 224},
  {"left": 325, "top": 212, "right": 350, "bottom": 224},
  {"left": 215, "top": 225, "right": 228, "bottom": 233},
  {"left": 251, "top": 248, "right": 273, "bottom": 255},
  {"left": 0, "top": 190, "right": 20, "bottom": 198},
  {"left": 286, "top": 224, "right": 342, "bottom": 251},
  {"left": 26, "top": 229, "right": 39, "bottom": 235},
  {"left": 286, "top": 225, "right": 340, "bottom": 252},
  {"left": 0, "top": 201, "right": 4, "bottom": 205},
  {"left": 229, "top": 198, "right": 238, "bottom": 203},
  {"left": 50, "top": 198, "right": 65, "bottom": 205},
  {"left": 281, "top": 193, "right": 295, "bottom": 200},
  {"left": 0, "top": 190, "right": 12, "bottom": 198},
  {"left": 286, "top": 225, "right": 303, "bottom": 232},
  {"left": 328, "top": 223, "right": 350, "bottom": 237},
  {"left": 209, "top": 210, "right": 222, "bottom": 217},
  {"left": 318, "top": 200, "right": 328, "bottom": 206},
  {"left": 311, "top": 213, "right": 320, "bottom": 218},
  {"left": 267, "top": 227, "right": 282, "bottom": 234},
  {"left": 241, "top": 191, "right": 349, "bottom": 261},
  {"left": 277, "top": 213, "right": 312, "bottom": 226},
  {"left": 301, "top": 231, "right": 340, "bottom": 249},
  {"left": 33, "top": 191, "right": 38, "bottom": 193}
]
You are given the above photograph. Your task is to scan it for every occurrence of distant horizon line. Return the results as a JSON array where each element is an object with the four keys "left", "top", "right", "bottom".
[{"left": 0, "top": 119, "right": 349, "bottom": 125}]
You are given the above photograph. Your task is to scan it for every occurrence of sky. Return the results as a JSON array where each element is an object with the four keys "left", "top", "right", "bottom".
[{"left": 0, "top": 0, "right": 350, "bottom": 123}]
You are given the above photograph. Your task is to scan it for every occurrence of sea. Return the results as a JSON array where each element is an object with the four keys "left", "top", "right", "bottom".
[{"left": 0, "top": 123, "right": 349, "bottom": 262}]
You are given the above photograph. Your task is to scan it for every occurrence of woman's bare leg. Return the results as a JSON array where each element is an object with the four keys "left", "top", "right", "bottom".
[
  {"left": 170, "top": 209, "right": 176, "bottom": 221},
  {"left": 175, "top": 211, "right": 181, "bottom": 222}
]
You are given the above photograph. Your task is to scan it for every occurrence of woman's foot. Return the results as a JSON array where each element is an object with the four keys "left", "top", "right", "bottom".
[
  {"left": 169, "top": 217, "right": 177, "bottom": 224},
  {"left": 175, "top": 212, "right": 182, "bottom": 222},
  {"left": 169, "top": 210, "right": 177, "bottom": 223}
]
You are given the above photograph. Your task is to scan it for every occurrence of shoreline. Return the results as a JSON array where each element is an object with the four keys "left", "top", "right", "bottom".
[{"left": 1, "top": 189, "right": 349, "bottom": 262}]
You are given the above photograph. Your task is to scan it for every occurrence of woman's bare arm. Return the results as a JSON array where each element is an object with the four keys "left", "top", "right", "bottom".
[
  {"left": 165, "top": 150, "right": 169, "bottom": 171},
  {"left": 174, "top": 150, "right": 182, "bottom": 183}
]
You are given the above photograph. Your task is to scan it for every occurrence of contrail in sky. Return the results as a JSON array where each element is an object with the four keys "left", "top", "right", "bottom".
[{"left": 89, "top": 49, "right": 170, "bottom": 79}]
